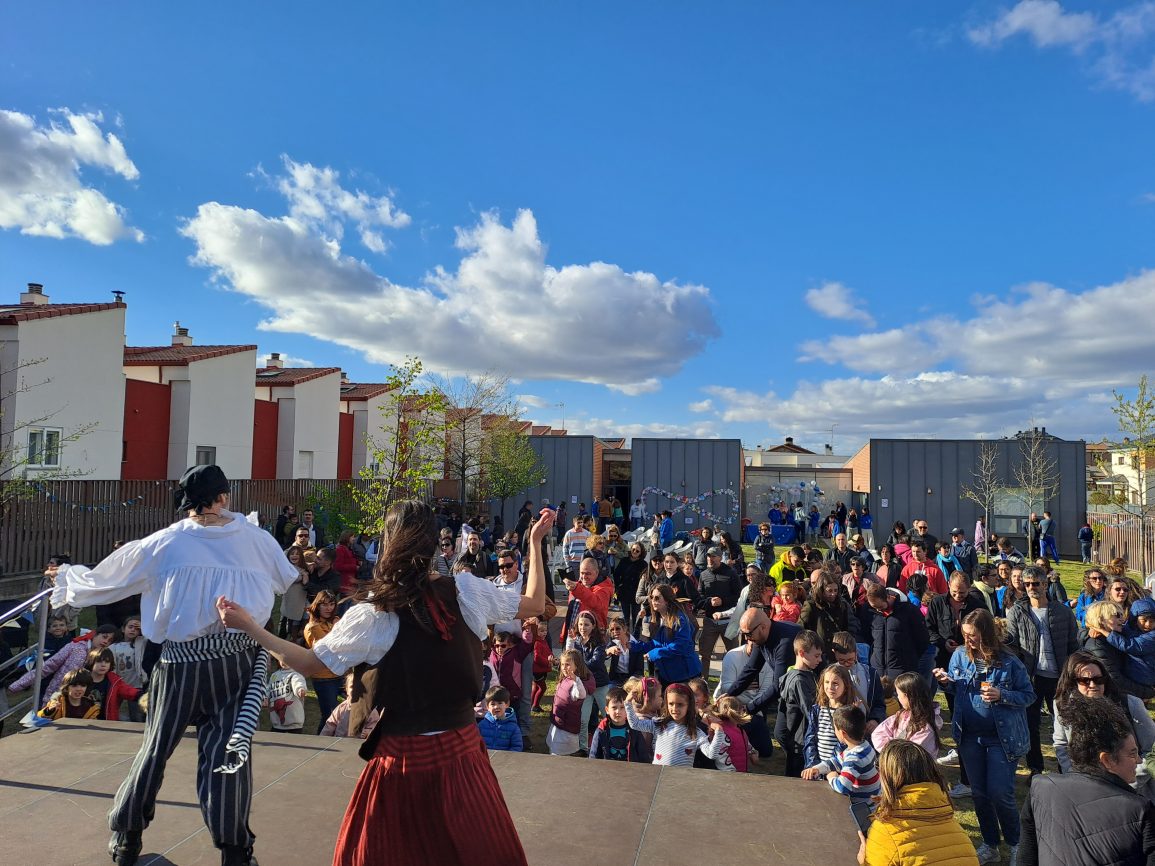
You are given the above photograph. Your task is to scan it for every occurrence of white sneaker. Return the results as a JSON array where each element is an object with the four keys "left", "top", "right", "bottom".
[
  {"left": 949, "top": 782, "right": 972, "bottom": 799},
  {"left": 937, "top": 748, "right": 960, "bottom": 766},
  {"left": 975, "top": 843, "right": 1000, "bottom": 865},
  {"left": 1008, "top": 844, "right": 1018, "bottom": 866}
]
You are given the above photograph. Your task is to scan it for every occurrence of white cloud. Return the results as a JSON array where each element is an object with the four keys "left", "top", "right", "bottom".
[
  {"left": 566, "top": 415, "right": 720, "bottom": 442},
  {"left": 516, "top": 393, "right": 550, "bottom": 409},
  {"left": 260, "top": 353, "right": 316, "bottom": 367},
  {"left": 967, "top": 1, "right": 1155, "bottom": 101},
  {"left": 262, "top": 156, "right": 410, "bottom": 254},
  {"left": 689, "top": 398, "right": 713, "bottom": 413},
  {"left": 183, "top": 168, "right": 719, "bottom": 392},
  {"left": 0, "top": 108, "right": 143, "bottom": 244},
  {"left": 804, "top": 281, "right": 876, "bottom": 328},
  {"left": 607, "top": 378, "right": 661, "bottom": 396},
  {"left": 799, "top": 328, "right": 941, "bottom": 374}
]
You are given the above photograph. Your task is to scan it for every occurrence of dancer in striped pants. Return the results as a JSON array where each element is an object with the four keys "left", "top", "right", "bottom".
[{"left": 50, "top": 465, "right": 299, "bottom": 866}]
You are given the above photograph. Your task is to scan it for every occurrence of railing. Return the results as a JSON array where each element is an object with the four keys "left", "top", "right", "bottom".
[
  {"left": 1091, "top": 511, "right": 1155, "bottom": 576},
  {"left": 0, "top": 589, "right": 51, "bottom": 726}
]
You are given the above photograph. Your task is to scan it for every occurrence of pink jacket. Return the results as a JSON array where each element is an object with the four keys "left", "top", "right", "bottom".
[
  {"left": 8, "top": 636, "right": 93, "bottom": 699},
  {"left": 870, "top": 706, "right": 943, "bottom": 759}
]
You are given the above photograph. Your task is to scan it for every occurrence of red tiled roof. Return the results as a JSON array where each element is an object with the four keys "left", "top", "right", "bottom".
[
  {"left": 124, "top": 345, "right": 258, "bottom": 366},
  {"left": 255, "top": 367, "right": 342, "bottom": 386},
  {"left": 0, "top": 301, "right": 124, "bottom": 325},
  {"left": 767, "top": 442, "right": 815, "bottom": 454},
  {"left": 340, "top": 382, "right": 397, "bottom": 401},
  {"left": 531, "top": 425, "right": 552, "bottom": 436},
  {"left": 548, "top": 429, "right": 568, "bottom": 436}
]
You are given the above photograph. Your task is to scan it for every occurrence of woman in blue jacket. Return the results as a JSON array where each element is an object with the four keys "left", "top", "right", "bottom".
[
  {"left": 933, "top": 608, "right": 1034, "bottom": 866},
  {"left": 632, "top": 583, "right": 700, "bottom": 687}
]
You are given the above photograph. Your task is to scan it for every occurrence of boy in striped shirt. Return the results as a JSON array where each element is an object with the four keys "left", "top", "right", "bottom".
[{"left": 823, "top": 705, "right": 880, "bottom": 802}]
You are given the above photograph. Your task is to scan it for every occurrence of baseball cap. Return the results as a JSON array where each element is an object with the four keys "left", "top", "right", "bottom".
[
  {"left": 951, "top": 527, "right": 963, "bottom": 536},
  {"left": 707, "top": 546, "right": 722, "bottom": 556}
]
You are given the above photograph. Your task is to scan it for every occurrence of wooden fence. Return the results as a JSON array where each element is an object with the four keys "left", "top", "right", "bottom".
[
  {"left": 0, "top": 479, "right": 374, "bottom": 575},
  {"left": 1091, "top": 511, "right": 1155, "bottom": 576}
]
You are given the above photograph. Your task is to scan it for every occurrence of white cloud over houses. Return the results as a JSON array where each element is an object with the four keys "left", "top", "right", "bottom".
[
  {"left": 259, "top": 353, "right": 316, "bottom": 368},
  {"left": 566, "top": 415, "right": 720, "bottom": 442},
  {"left": 516, "top": 393, "right": 550, "bottom": 409},
  {"left": 183, "top": 163, "right": 719, "bottom": 392},
  {"left": 804, "top": 281, "right": 876, "bottom": 328},
  {"left": 967, "top": 1, "right": 1155, "bottom": 101},
  {"left": 0, "top": 108, "right": 143, "bottom": 244},
  {"left": 706, "top": 267, "right": 1155, "bottom": 445}
]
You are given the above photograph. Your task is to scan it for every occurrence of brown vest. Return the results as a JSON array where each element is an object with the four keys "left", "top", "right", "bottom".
[{"left": 350, "top": 577, "right": 482, "bottom": 759}]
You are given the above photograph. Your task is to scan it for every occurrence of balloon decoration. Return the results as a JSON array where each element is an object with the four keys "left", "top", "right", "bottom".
[
  {"left": 747, "top": 479, "right": 831, "bottom": 514},
  {"left": 640, "top": 486, "right": 741, "bottom": 525}
]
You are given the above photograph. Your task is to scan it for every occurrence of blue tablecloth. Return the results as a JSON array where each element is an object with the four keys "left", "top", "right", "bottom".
[{"left": 744, "top": 525, "right": 797, "bottom": 544}]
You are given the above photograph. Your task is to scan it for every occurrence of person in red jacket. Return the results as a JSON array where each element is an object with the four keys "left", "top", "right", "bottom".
[
  {"left": 898, "top": 542, "right": 948, "bottom": 596},
  {"left": 333, "top": 531, "right": 360, "bottom": 597},
  {"left": 563, "top": 555, "right": 615, "bottom": 629},
  {"left": 83, "top": 648, "right": 143, "bottom": 721}
]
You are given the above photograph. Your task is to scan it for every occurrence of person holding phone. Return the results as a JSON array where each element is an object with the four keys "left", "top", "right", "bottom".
[
  {"left": 933, "top": 609, "right": 1034, "bottom": 865},
  {"left": 858, "top": 739, "right": 977, "bottom": 865}
]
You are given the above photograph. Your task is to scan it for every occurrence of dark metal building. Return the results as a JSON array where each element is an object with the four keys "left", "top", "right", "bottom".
[
  {"left": 631, "top": 438, "right": 744, "bottom": 537},
  {"left": 863, "top": 430, "right": 1087, "bottom": 556},
  {"left": 493, "top": 435, "right": 595, "bottom": 530}
]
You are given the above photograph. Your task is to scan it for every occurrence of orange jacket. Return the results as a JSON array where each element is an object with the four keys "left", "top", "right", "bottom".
[{"left": 569, "top": 577, "right": 615, "bottom": 628}]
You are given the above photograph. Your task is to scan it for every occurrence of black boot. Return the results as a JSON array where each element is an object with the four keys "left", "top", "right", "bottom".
[
  {"left": 108, "top": 830, "right": 142, "bottom": 866},
  {"left": 220, "top": 844, "right": 258, "bottom": 866}
]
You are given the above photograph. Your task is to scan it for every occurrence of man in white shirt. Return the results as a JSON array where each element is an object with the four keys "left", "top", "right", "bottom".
[{"left": 52, "top": 465, "right": 298, "bottom": 866}]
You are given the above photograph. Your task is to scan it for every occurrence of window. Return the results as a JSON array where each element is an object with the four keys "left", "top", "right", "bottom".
[
  {"left": 195, "top": 446, "right": 216, "bottom": 466},
  {"left": 27, "top": 427, "right": 62, "bottom": 467},
  {"left": 1119, "top": 456, "right": 1126, "bottom": 465},
  {"left": 296, "top": 450, "right": 314, "bottom": 478}
]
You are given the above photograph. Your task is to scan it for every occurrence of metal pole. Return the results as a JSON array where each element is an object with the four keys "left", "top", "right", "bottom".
[{"left": 29, "top": 595, "right": 50, "bottom": 715}]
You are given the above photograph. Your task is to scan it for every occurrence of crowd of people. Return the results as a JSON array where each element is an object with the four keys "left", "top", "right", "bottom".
[{"left": 12, "top": 487, "right": 1155, "bottom": 866}]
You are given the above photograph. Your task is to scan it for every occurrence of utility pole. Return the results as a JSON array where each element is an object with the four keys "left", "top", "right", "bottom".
[{"left": 555, "top": 401, "right": 566, "bottom": 431}]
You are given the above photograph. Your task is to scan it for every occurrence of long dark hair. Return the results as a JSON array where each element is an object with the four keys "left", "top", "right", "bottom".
[
  {"left": 361, "top": 500, "right": 448, "bottom": 636},
  {"left": 961, "top": 609, "right": 1002, "bottom": 666},
  {"left": 893, "top": 672, "right": 940, "bottom": 750},
  {"left": 1055, "top": 650, "right": 1127, "bottom": 713}
]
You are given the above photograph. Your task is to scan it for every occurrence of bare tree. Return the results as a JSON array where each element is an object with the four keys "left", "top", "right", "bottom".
[
  {"left": 1013, "top": 427, "right": 1061, "bottom": 516},
  {"left": 431, "top": 371, "right": 517, "bottom": 513},
  {"left": 1112, "top": 375, "right": 1155, "bottom": 574},
  {"left": 960, "top": 441, "right": 1003, "bottom": 564}
]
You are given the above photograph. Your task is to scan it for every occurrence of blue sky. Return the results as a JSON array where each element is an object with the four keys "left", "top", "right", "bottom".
[{"left": 3, "top": 1, "right": 1155, "bottom": 453}]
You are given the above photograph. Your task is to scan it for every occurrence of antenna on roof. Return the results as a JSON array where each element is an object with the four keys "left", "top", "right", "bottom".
[{"left": 112, "top": 290, "right": 125, "bottom": 303}]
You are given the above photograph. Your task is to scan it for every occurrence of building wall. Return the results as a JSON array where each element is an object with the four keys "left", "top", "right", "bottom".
[
  {"left": 496, "top": 435, "right": 594, "bottom": 529},
  {"left": 337, "top": 412, "right": 354, "bottom": 480},
  {"left": 846, "top": 442, "right": 871, "bottom": 493},
  {"left": 1, "top": 307, "right": 126, "bottom": 479},
  {"left": 349, "top": 393, "right": 397, "bottom": 476},
  {"left": 269, "top": 373, "right": 341, "bottom": 479},
  {"left": 121, "top": 379, "right": 171, "bottom": 479},
  {"left": 745, "top": 467, "right": 853, "bottom": 520},
  {"left": 173, "top": 352, "right": 257, "bottom": 479},
  {"left": 251, "top": 400, "right": 278, "bottom": 479},
  {"left": 869, "top": 438, "right": 1087, "bottom": 556},
  {"left": 631, "top": 438, "right": 744, "bottom": 536}
]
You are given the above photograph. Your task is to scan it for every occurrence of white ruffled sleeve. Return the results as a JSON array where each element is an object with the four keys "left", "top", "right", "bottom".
[
  {"left": 53, "top": 540, "right": 153, "bottom": 610},
  {"left": 454, "top": 573, "right": 521, "bottom": 639},
  {"left": 311, "top": 603, "right": 399, "bottom": 675}
]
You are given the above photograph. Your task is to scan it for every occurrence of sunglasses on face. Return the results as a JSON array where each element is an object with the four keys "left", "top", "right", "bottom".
[
  {"left": 497, "top": 562, "right": 516, "bottom": 570},
  {"left": 1023, "top": 581, "right": 1042, "bottom": 587},
  {"left": 1076, "top": 675, "right": 1106, "bottom": 686}
]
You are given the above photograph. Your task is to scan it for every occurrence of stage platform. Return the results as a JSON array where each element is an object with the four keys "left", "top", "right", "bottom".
[{"left": 1, "top": 721, "right": 858, "bottom": 865}]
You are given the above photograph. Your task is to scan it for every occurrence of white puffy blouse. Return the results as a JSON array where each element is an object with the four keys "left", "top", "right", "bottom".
[{"left": 312, "top": 573, "right": 521, "bottom": 675}]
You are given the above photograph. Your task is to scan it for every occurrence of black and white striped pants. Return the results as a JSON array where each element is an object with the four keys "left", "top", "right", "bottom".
[{"left": 109, "top": 638, "right": 259, "bottom": 849}]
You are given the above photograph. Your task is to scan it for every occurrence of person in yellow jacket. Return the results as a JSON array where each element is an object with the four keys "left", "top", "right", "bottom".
[{"left": 861, "top": 739, "right": 979, "bottom": 866}]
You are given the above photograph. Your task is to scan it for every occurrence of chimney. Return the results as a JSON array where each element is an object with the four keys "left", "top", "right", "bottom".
[
  {"left": 340, "top": 371, "right": 349, "bottom": 384},
  {"left": 20, "top": 282, "right": 48, "bottom": 305},
  {"left": 266, "top": 352, "right": 284, "bottom": 369},
  {"left": 171, "top": 321, "right": 193, "bottom": 347},
  {"left": 825, "top": 444, "right": 833, "bottom": 455},
  {"left": 785, "top": 436, "right": 794, "bottom": 446}
]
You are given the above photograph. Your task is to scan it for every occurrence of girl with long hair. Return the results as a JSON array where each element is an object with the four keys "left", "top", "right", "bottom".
[
  {"left": 870, "top": 671, "right": 943, "bottom": 759},
  {"left": 800, "top": 663, "right": 863, "bottom": 778},
  {"left": 217, "top": 501, "right": 556, "bottom": 866},
  {"left": 624, "top": 680, "right": 725, "bottom": 768},
  {"left": 633, "top": 583, "right": 700, "bottom": 688},
  {"left": 303, "top": 590, "right": 342, "bottom": 732}
]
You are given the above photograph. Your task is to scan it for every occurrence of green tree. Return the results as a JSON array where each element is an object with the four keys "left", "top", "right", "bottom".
[
  {"left": 349, "top": 357, "right": 448, "bottom": 534},
  {"left": 431, "top": 371, "right": 516, "bottom": 513},
  {"left": 1112, "top": 374, "right": 1155, "bottom": 573},
  {"left": 481, "top": 418, "right": 545, "bottom": 521}
]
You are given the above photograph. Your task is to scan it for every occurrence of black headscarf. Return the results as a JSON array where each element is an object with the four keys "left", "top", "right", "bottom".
[{"left": 174, "top": 464, "right": 230, "bottom": 513}]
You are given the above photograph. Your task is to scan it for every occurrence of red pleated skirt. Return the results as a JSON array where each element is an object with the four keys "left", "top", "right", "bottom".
[{"left": 332, "top": 725, "right": 529, "bottom": 866}]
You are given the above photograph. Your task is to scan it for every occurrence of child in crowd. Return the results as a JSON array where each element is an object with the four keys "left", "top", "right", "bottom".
[
  {"left": 830, "top": 632, "right": 886, "bottom": 733},
  {"left": 1106, "top": 596, "right": 1155, "bottom": 686},
  {"left": 491, "top": 625, "right": 536, "bottom": 728},
  {"left": 905, "top": 572, "right": 930, "bottom": 617},
  {"left": 870, "top": 671, "right": 943, "bottom": 759},
  {"left": 704, "top": 696, "right": 755, "bottom": 772},
  {"left": 688, "top": 677, "right": 711, "bottom": 715},
  {"left": 771, "top": 581, "right": 802, "bottom": 624},
  {"left": 821, "top": 706, "right": 880, "bottom": 803},
  {"left": 37, "top": 668, "right": 99, "bottom": 720},
  {"left": 565, "top": 611, "right": 609, "bottom": 746},
  {"left": 478, "top": 685, "right": 523, "bottom": 752},
  {"left": 110, "top": 616, "right": 147, "bottom": 721},
  {"left": 801, "top": 663, "right": 863, "bottom": 778},
  {"left": 82, "top": 647, "right": 142, "bottom": 721},
  {"left": 320, "top": 671, "right": 379, "bottom": 738},
  {"left": 9, "top": 623, "right": 119, "bottom": 705},
  {"left": 279, "top": 545, "right": 310, "bottom": 642},
  {"left": 530, "top": 619, "right": 554, "bottom": 712},
  {"left": 776, "top": 629, "right": 824, "bottom": 777},
  {"left": 548, "top": 649, "right": 594, "bottom": 756},
  {"left": 303, "top": 591, "right": 342, "bottom": 733},
  {"left": 267, "top": 660, "right": 308, "bottom": 734},
  {"left": 43, "top": 614, "right": 71, "bottom": 657},
  {"left": 624, "top": 681, "right": 724, "bottom": 768},
  {"left": 754, "top": 522, "right": 775, "bottom": 572},
  {"left": 589, "top": 686, "right": 651, "bottom": 762},
  {"left": 605, "top": 616, "right": 640, "bottom": 688}
]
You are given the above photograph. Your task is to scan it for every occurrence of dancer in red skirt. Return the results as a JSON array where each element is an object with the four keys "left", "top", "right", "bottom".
[{"left": 217, "top": 501, "right": 555, "bottom": 866}]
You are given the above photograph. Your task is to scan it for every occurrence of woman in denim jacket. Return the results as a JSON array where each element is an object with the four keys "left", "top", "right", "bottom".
[{"left": 934, "top": 608, "right": 1035, "bottom": 865}]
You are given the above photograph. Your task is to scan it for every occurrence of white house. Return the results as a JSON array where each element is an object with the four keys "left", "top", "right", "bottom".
[
  {"left": 254, "top": 356, "right": 341, "bottom": 479},
  {"left": 123, "top": 324, "right": 258, "bottom": 480},
  {"left": 0, "top": 283, "right": 127, "bottom": 480},
  {"left": 339, "top": 381, "right": 398, "bottom": 478}
]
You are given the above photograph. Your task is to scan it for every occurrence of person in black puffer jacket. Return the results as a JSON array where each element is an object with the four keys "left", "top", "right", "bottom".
[
  {"left": 867, "top": 583, "right": 930, "bottom": 680},
  {"left": 1019, "top": 695, "right": 1155, "bottom": 865}
]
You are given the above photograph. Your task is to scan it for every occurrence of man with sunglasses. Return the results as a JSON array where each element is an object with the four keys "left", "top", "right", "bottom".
[
  {"left": 718, "top": 607, "right": 801, "bottom": 721},
  {"left": 1005, "top": 565, "right": 1078, "bottom": 775},
  {"left": 491, "top": 551, "right": 535, "bottom": 746}
]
